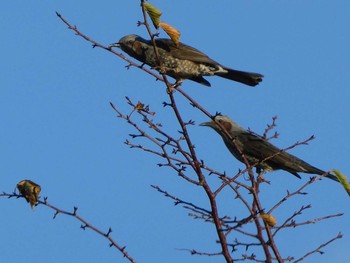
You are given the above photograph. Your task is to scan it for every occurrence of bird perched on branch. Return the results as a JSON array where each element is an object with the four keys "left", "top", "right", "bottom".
[
  {"left": 109, "top": 34, "right": 263, "bottom": 87},
  {"left": 200, "top": 115, "right": 338, "bottom": 181}
]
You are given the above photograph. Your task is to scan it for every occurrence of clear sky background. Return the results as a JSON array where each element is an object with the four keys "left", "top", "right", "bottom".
[{"left": 1, "top": 1, "right": 349, "bottom": 262}]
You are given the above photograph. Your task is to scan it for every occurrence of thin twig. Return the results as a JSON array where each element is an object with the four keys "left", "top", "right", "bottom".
[
  {"left": 293, "top": 232, "right": 343, "bottom": 263},
  {"left": 1, "top": 192, "right": 136, "bottom": 263}
]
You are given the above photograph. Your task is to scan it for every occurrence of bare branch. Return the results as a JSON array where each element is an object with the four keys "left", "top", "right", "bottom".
[
  {"left": 293, "top": 232, "right": 343, "bottom": 263},
  {"left": 1, "top": 192, "right": 136, "bottom": 263}
]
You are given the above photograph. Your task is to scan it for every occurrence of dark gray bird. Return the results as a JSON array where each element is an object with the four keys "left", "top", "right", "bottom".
[
  {"left": 200, "top": 115, "right": 338, "bottom": 181},
  {"left": 109, "top": 34, "right": 263, "bottom": 87}
]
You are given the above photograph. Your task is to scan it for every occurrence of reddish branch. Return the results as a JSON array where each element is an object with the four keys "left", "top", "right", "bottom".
[{"left": 1, "top": 192, "right": 136, "bottom": 263}]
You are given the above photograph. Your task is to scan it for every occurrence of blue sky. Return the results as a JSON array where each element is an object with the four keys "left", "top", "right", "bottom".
[{"left": 1, "top": 1, "right": 349, "bottom": 262}]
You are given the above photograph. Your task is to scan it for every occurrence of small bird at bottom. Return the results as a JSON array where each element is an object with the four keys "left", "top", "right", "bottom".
[
  {"left": 200, "top": 115, "right": 338, "bottom": 181},
  {"left": 109, "top": 34, "right": 263, "bottom": 87}
]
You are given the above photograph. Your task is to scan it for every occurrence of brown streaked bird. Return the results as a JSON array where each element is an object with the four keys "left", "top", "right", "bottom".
[
  {"left": 109, "top": 34, "right": 263, "bottom": 87},
  {"left": 200, "top": 115, "right": 338, "bottom": 181}
]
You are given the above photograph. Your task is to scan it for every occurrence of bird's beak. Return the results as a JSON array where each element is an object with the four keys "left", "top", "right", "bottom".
[
  {"left": 109, "top": 42, "right": 121, "bottom": 48},
  {"left": 199, "top": 121, "right": 212, "bottom": 127}
]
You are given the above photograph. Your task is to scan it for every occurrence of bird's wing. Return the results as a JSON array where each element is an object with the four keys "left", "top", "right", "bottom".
[
  {"left": 241, "top": 132, "right": 325, "bottom": 176},
  {"left": 276, "top": 151, "right": 325, "bottom": 176},
  {"left": 240, "top": 132, "right": 281, "bottom": 161},
  {"left": 155, "top": 39, "right": 220, "bottom": 66}
]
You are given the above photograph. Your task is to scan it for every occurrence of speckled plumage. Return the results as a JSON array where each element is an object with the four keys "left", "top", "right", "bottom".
[
  {"left": 110, "top": 34, "right": 263, "bottom": 87},
  {"left": 201, "top": 115, "right": 339, "bottom": 181}
]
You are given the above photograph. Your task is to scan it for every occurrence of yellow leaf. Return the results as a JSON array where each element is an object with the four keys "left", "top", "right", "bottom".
[
  {"left": 331, "top": 169, "right": 350, "bottom": 196},
  {"left": 143, "top": 2, "right": 162, "bottom": 29},
  {"left": 17, "top": 180, "right": 41, "bottom": 209},
  {"left": 260, "top": 213, "right": 277, "bottom": 227},
  {"left": 159, "top": 22, "right": 181, "bottom": 47}
]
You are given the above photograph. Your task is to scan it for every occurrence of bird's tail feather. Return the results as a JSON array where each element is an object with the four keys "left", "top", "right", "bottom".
[
  {"left": 217, "top": 68, "right": 263, "bottom": 87},
  {"left": 325, "top": 173, "right": 340, "bottom": 182},
  {"left": 311, "top": 167, "right": 339, "bottom": 182}
]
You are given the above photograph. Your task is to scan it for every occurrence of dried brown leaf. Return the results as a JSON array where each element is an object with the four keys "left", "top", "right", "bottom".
[
  {"left": 260, "top": 213, "right": 277, "bottom": 227},
  {"left": 159, "top": 22, "right": 181, "bottom": 47},
  {"left": 17, "top": 179, "right": 41, "bottom": 209}
]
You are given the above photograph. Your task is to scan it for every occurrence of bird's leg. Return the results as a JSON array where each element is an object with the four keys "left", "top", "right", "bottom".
[
  {"left": 167, "top": 79, "right": 183, "bottom": 94},
  {"left": 172, "top": 79, "right": 183, "bottom": 88}
]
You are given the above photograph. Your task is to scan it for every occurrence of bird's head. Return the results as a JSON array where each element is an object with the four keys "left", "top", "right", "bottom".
[
  {"left": 200, "top": 115, "right": 236, "bottom": 133},
  {"left": 109, "top": 34, "right": 146, "bottom": 58}
]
